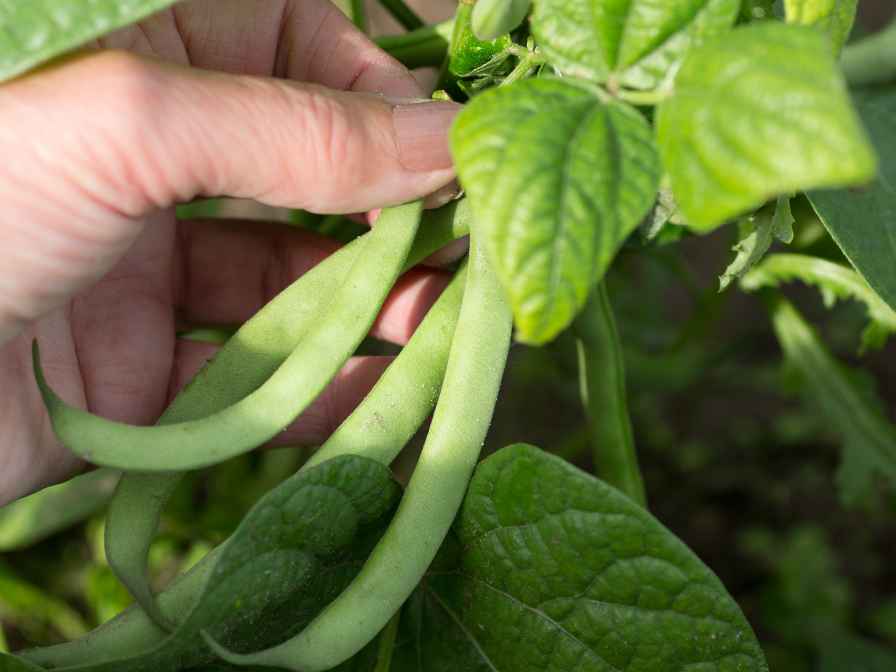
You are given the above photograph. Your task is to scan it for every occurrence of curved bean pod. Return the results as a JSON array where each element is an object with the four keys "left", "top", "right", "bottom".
[
  {"left": 22, "top": 252, "right": 471, "bottom": 670},
  {"left": 33, "top": 201, "right": 423, "bottom": 471},
  {"left": 207, "top": 232, "right": 513, "bottom": 671},
  {"left": 102, "top": 199, "right": 472, "bottom": 631},
  {"left": 303, "top": 263, "right": 467, "bottom": 471}
]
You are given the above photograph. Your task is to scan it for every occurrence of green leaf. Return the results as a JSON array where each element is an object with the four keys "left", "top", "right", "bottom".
[
  {"left": 657, "top": 21, "right": 877, "bottom": 231},
  {"left": 531, "top": 0, "right": 740, "bottom": 90},
  {"left": 808, "top": 88, "right": 896, "bottom": 314},
  {"left": 742, "top": 253, "right": 896, "bottom": 351},
  {"left": 0, "top": 470, "right": 118, "bottom": 551},
  {"left": 22, "top": 456, "right": 399, "bottom": 672},
  {"left": 767, "top": 296, "right": 896, "bottom": 505},
  {"left": 451, "top": 78, "right": 660, "bottom": 344},
  {"left": 0, "top": 0, "right": 180, "bottom": 83},
  {"left": 397, "top": 444, "right": 768, "bottom": 672},
  {"left": 719, "top": 198, "right": 793, "bottom": 291},
  {"left": 784, "top": 0, "right": 857, "bottom": 53}
]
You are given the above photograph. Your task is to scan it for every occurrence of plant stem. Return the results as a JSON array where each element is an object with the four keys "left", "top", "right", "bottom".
[
  {"left": 615, "top": 88, "right": 671, "bottom": 106},
  {"left": 376, "top": 21, "right": 452, "bottom": 69},
  {"left": 379, "top": 0, "right": 424, "bottom": 31},
  {"left": 500, "top": 50, "right": 542, "bottom": 86},
  {"left": 350, "top": 0, "right": 368, "bottom": 32},
  {"left": 373, "top": 612, "right": 400, "bottom": 672},
  {"left": 574, "top": 284, "right": 647, "bottom": 507},
  {"left": 842, "top": 19, "right": 896, "bottom": 87}
]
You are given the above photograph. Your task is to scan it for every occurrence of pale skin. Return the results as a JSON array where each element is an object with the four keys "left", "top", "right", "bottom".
[{"left": 0, "top": 0, "right": 462, "bottom": 505}]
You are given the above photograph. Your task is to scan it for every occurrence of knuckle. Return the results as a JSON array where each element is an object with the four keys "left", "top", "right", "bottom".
[
  {"left": 90, "top": 51, "right": 162, "bottom": 145},
  {"left": 288, "top": 88, "right": 357, "bottom": 208}
]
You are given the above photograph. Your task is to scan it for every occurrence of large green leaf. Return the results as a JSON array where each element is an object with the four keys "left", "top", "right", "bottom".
[
  {"left": 531, "top": 0, "right": 740, "bottom": 90},
  {"left": 451, "top": 78, "right": 660, "bottom": 344},
  {"left": 808, "top": 89, "right": 896, "bottom": 313},
  {"left": 19, "top": 456, "right": 399, "bottom": 672},
  {"left": 0, "top": 0, "right": 180, "bottom": 83},
  {"left": 657, "top": 21, "right": 876, "bottom": 231},
  {"left": 391, "top": 444, "right": 768, "bottom": 672},
  {"left": 784, "top": 0, "right": 857, "bottom": 53}
]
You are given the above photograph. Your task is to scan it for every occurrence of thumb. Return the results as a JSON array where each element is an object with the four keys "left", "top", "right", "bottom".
[
  {"left": 6, "top": 50, "right": 461, "bottom": 215},
  {"left": 0, "top": 51, "right": 460, "bottom": 343}
]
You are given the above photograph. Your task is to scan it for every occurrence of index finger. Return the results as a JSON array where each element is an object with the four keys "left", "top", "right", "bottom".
[{"left": 170, "top": 0, "right": 423, "bottom": 96}]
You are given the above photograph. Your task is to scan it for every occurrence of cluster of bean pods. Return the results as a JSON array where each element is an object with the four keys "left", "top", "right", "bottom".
[{"left": 23, "top": 198, "right": 513, "bottom": 671}]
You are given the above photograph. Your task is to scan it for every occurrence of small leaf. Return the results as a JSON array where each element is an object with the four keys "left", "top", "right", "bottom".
[
  {"left": 657, "top": 21, "right": 877, "bottom": 231},
  {"left": 472, "top": 0, "right": 531, "bottom": 41},
  {"left": 767, "top": 297, "right": 896, "bottom": 506},
  {"left": 742, "top": 253, "right": 896, "bottom": 351},
  {"left": 451, "top": 78, "right": 660, "bottom": 344},
  {"left": 402, "top": 444, "right": 769, "bottom": 672},
  {"left": 531, "top": 0, "right": 740, "bottom": 90},
  {"left": 719, "top": 198, "right": 793, "bottom": 291},
  {"left": 808, "top": 88, "right": 896, "bottom": 314},
  {"left": 0, "top": 0, "right": 180, "bottom": 83},
  {"left": 784, "top": 0, "right": 858, "bottom": 53}
]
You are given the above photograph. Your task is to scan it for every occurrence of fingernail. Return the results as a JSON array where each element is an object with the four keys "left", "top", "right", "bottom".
[
  {"left": 393, "top": 101, "right": 462, "bottom": 172},
  {"left": 424, "top": 180, "right": 462, "bottom": 209}
]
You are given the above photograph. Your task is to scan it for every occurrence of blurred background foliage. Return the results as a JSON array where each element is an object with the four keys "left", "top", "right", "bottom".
[{"left": 2, "top": 2, "right": 896, "bottom": 670}]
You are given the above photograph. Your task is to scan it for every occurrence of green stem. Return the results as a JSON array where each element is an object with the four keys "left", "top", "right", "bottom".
[
  {"left": 372, "top": 612, "right": 401, "bottom": 672},
  {"left": 379, "top": 0, "right": 424, "bottom": 31},
  {"left": 500, "top": 50, "right": 542, "bottom": 86},
  {"left": 376, "top": 21, "right": 453, "bottom": 69},
  {"left": 574, "top": 284, "right": 647, "bottom": 507},
  {"left": 615, "top": 88, "right": 671, "bottom": 106},
  {"left": 841, "top": 19, "right": 896, "bottom": 87},
  {"left": 207, "top": 233, "right": 513, "bottom": 672}
]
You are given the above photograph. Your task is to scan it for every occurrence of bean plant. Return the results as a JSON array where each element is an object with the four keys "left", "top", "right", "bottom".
[{"left": 2, "top": 0, "right": 896, "bottom": 670}]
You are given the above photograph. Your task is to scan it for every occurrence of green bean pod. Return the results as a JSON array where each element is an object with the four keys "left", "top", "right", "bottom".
[
  {"left": 21, "top": 260, "right": 471, "bottom": 670},
  {"left": 573, "top": 284, "right": 646, "bottom": 507},
  {"left": 102, "top": 199, "right": 472, "bottom": 632},
  {"left": 303, "top": 263, "right": 467, "bottom": 471},
  {"left": 206, "top": 233, "right": 513, "bottom": 671},
  {"left": 32, "top": 201, "right": 423, "bottom": 472}
]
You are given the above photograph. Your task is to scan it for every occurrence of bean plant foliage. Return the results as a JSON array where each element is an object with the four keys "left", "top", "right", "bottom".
[{"left": 1, "top": 0, "right": 895, "bottom": 671}]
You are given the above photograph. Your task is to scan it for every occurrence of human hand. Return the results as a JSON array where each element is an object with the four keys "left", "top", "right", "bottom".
[{"left": 0, "top": 0, "right": 461, "bottom": 505}]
